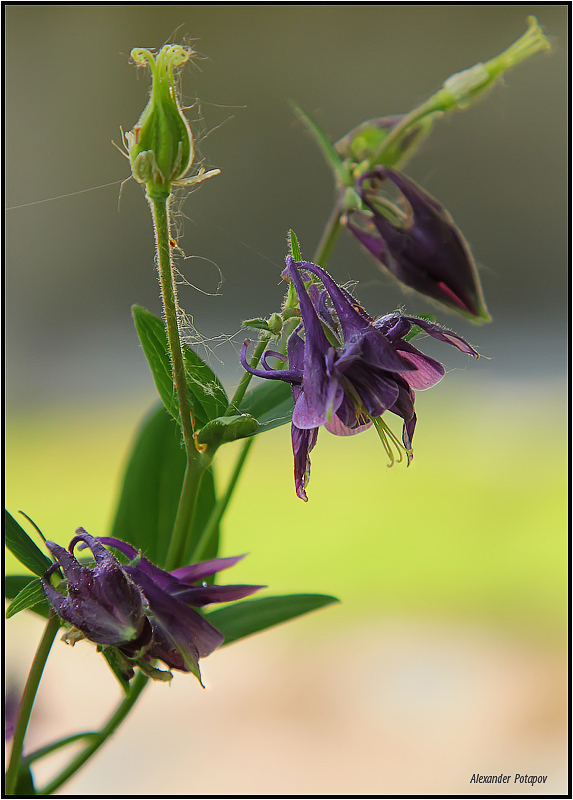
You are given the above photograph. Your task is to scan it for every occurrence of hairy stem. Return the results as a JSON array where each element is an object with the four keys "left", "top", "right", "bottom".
[
  {"left": 150, "top": 196, "right": 206, "bottom": 572},
  {"left": 150, "top": 196, "right": 195, "bottom": 454},
  {"left": 39, "top": 671, "right": 149, "bottom": 796},
  {"left": 5, "top": 613, "right": 60, "bottom": 795}
]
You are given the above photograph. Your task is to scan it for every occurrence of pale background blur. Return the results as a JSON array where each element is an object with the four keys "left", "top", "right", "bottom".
[{"left": 5, "top": 5, "right": 568, "bottom": 795}]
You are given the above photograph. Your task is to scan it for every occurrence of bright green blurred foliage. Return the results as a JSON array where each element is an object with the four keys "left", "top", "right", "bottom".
[{"left": 6, "top": 383, "right": 566, "bottom": 644}]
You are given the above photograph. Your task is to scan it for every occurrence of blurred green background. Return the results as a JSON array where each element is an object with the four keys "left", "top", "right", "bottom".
[{"left": 5, "top": 5, "right": 568, "bottom": 795}]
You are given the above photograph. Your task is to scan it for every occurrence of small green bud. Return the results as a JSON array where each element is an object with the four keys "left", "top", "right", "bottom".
[
  {"left": 127, "top": 45, "right": 219, "bottom": 200},
  {"left": 195, "top": 414, "right": 258, "bottom": 451},
  {"left": 267, "top": 313, "right": 283, "bottom": 335}
]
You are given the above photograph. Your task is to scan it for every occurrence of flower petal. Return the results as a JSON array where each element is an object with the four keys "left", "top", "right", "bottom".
[
  {"left": 292, "top": 424, "right": 319, "bottom": 502},
  {"left": 324, "top": 414, "right": 373, "bottom": 436},
  {"left": 401, "top": 316, "right": 479, "bottom": 357},
  {"left": 393, "top": 341, "right": 445, "bottom": 390},
  {"left": 171, "top": 555, "right": 247, "bottom": 583},
  {"left": 173, "top": 583, "right": 264, "bottom": 606}
]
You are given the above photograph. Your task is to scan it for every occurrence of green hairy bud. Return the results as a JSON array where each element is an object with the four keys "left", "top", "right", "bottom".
[{"left": 127, "top": 45, "right": 219, "bottom": 200}]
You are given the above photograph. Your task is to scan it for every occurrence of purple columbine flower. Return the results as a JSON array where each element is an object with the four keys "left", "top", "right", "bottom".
[
  {"left": 42, "top": 533, "right": 148, "bottom": 647},
  {"left": 344, "top": 166, "right": 491, "bottom": 322},
  {"left": 241, "top": 258, "right": 478, "bottom": 500},
  {"left": 42, "top": 530, "right": 262, "bottom": 683}
]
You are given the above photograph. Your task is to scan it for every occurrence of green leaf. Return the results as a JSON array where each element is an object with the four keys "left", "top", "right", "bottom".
[
  {"left": 238, "top": 380, "right": 294, "bottom": 433},
  {"left": 205, "top": 594, "right": 339, "bottom": 647},
  {"left": 291, "top": 101, "right": 349, "bottom": 185},
  {"left": 4, "top": 511, "right": 51, "bottom": 577},
  {"left": 5, "top": 576, "right": 50, "bottom": 619},
  {"left": 110, "top": 403, "right": 220, "bottom": 568},
  {"left": 5, "top": 578, "right": 47, "bottom": 619},
  {"left": 242, "top": 317, "right": 272, "bottom": 333},
  {"left": 132, "top": 305, "right": 228, "bottom": 428},
  {"left": 289, "top": 229, "right": 302, "bottom": 261},
  {"left": 182, "top": 344, "right": 229, "bottom": 428},
  {"left": 196, "top": 415, "right": 258, "bottom": 449},
  {"left": 132, "top": 305, "right": 179, "bottom": 421}
]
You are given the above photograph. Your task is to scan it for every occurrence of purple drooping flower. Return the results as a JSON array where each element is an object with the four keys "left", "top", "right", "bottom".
[
  {"left": 42, "top": 533, "right": 148, "bottom": 647},
  {"left": 42, "top": 530, "right": 262, "bottom": 682},
  {"left": 241, "top": 258, "right": 478, "bottom": 500},
  {"left": 345, "top": 166, "right": 490, "bottom": 321}
]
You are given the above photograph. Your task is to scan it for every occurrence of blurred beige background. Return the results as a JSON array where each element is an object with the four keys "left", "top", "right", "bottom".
[{"left": 5, "top": 5, "right": 568, "bottom": 796}]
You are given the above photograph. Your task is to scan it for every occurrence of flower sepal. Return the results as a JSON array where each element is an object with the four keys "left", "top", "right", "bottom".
[{"left": 336, "top": 115, "right": 434, "bottom": 173}]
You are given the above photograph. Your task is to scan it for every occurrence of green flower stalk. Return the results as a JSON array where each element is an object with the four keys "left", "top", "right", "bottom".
[
  {"left": 373, "top": 16, "right": 551, "bottom": 167},
  {"left": 124, "top": 44, "right": 221, "bottom": 571},
  {"left": 127, "top": 45, "right": 220, "bottom": 200}
]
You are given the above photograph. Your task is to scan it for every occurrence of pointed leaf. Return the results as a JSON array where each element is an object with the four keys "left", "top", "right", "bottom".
[
  {"left": 132, "top": 305, "right": 228, "bottom": 428},
  {"left": 289, "top": 229, "right": 302, "bottom": 261},
  {"left": 132, "top": 304, "right": 179, "bottom": 421},
  {"left": 238, "top": 380, "right": 294, "bottom": 433},
  {"left": 242, "top": 317, "right": 273, "bottom": 333},
  {"left": 110, "top": 403, "right": 220, "bottom": 568},
  {"left": 5, "top": 575, "right": 49, "bottom": 619},
  {"left": 4, "top": 511, "right": 51, "bottom": 577},
  {"left": 204, "top": 593, "right": 339, "bottom": 647},
  {"left": 182, "top": 344, "right": 229, "bottom": 427},
  {"left": 291, "top": 101, "right": 349, "bottom": 184},
  {"left": 5, "top": 578, "right": 48, "bottom": 619}
]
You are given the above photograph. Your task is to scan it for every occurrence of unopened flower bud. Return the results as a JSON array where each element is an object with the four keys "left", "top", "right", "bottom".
[
  {"left": 126, "top": 45, "right": 219, "bottom": 200},
  {"left": 267, "top": 313, "right": 283, "bottom": 335}
]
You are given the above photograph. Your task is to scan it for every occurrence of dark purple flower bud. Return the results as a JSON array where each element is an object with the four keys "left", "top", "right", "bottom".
[
  {"left": 345, "top": 166, "right": 490, "bottom": 322},
  {"left": 42, "top": 531, "right": 147, "bottom": 646},
  {"left": 242, "top": 258, "right": 478, "bottom": 499}
]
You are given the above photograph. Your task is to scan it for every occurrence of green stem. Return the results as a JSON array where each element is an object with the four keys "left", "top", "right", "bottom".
[
  {"left": 312, "top": 202, "right": 343, "bottom": 266},
  {"left": 22, "top": 733, "right": 97, "bottom": 768},
  {"left": 150, "top": 195, "right": 206, "bottom": 572},
  {"left": 190, "top": 436, "right": 254, "bottom": 563},
  {"left": 5, "top": 612, "right": 60, "bottom": 795},
  {"left": 39, "top": 671, "right": 149, "bottom": 796},
  {"left": 150, "top": 196, "right": 195, "bottom": 454},
  {"left": 373, "top": 97, "right": 442, "bottom": 166},
  {"left": 164, "top": 456, "right": 205, "bottom": 571}
]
